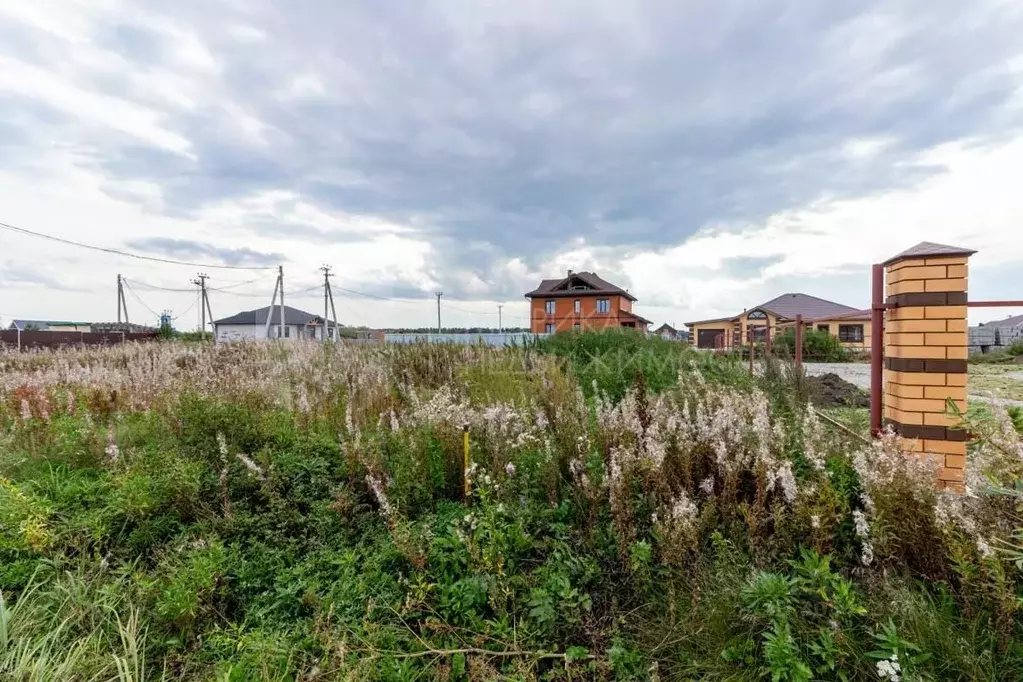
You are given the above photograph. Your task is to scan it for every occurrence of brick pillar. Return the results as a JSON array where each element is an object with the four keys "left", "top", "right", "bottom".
[{"left": 882, "top": 242, "right": 976, "bottom": 489}]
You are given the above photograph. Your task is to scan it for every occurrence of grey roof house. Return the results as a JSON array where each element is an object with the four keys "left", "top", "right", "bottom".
[
  {"left": 213, "top": 306, "right": 339, "bottom": 341},
  {"left": 970, "top": 313, "right": 1023, "bottom": 352}
]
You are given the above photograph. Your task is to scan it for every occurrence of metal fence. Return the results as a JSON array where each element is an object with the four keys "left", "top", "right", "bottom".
[
  {"left": 382, "top": 332, "right": 545, "bottom": 346},
  {"left": 0, "top": 330, "right": 158, "bottom": 351},
  {"left": 969, "top": 324, "right": 1023, "bottom": 352}
]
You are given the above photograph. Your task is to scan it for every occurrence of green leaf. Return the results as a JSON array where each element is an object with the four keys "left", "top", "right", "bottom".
[{"left": 566, "top": 646, "right": 590, "bottom": 662}]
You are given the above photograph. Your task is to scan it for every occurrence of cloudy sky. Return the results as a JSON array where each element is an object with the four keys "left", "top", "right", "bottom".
[{"left": 2, "top": 0, "right": 1023, "bottom": 331}]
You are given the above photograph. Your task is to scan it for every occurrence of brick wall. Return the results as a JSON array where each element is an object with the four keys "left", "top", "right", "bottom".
[{"left": 883, "top": 247, "right": 973, "bottom": 490}]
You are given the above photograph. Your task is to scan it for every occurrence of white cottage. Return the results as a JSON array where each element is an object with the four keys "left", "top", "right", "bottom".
[{"left": 213, "top": 306, "right": 338, "bottom": 342}]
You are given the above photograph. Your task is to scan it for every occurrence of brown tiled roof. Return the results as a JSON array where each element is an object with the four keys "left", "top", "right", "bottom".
[
  {"left": 883, "top": 241, "right": 976, "bottom": 265},
  {"left": 620, "top": 310, "right": 653, "bottom": 325},
  {"left": 683, "top": 315, "right": 734, "bottom": 327},
  {"left": 829, "top": 308, "right": 872, "bottom": 321},
  {"left": 524, "top": 271, "right": 637, "bottom": 301},
  {"left": 754, "top": 293, "right": 860, "bottom": 321},
  {"left": 684, "top": 293, "right": 864, "bottom": 327}
]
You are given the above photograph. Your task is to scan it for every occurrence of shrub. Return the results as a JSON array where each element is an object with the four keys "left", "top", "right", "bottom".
[
  {"left": 1, "top": 340, "right": 1022, "bottom": 679},
  {"left": 772, "top": 329, "right": 849, "bottom": 362}
]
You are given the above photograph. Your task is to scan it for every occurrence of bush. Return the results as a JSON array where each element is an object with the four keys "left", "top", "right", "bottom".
[
  {"left": 535, "top": 328, "right": 749, "bottom": 399},
  {"left": 772, "top": 329, "right": 849, "bottom": 362},
  {"left": 1, "top": 340, "right": 1023, "bottom": 679}
]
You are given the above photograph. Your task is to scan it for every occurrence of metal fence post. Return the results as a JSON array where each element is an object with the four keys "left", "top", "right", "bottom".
[
  {"left": 748, "top": 328, "right": 755, "bottom": 375},
  {"left": 795, "top": 315, "right": 803, "bottom": 369},
  {"left": 462, "top": 424, "right": 471, "bottom": 498},
  {"left": 870, "top": 263, "right": 884, "bottom": 437}
]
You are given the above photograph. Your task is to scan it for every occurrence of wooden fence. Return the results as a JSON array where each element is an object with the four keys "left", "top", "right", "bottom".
[{"left": 0, "top": 330, "right": 158, "bottom": 351}]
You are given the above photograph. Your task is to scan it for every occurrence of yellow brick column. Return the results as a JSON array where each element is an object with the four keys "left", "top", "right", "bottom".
[{"left": 882, "top": 242, "right": 975, "bottom": 489}]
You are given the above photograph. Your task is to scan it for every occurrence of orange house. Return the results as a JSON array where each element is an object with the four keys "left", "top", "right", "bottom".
[{"left": 525, "top": 271, "right": 652, "bottom": 334}]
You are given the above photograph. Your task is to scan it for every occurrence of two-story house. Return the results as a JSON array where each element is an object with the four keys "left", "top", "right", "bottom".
[{"left": 525, "top": 271, "right": 651, "bottom": 334}]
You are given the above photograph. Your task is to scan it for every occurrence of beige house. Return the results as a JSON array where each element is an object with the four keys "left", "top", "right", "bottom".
[{"left": 685, "top": 293, "right": 872, "bottom": 351}]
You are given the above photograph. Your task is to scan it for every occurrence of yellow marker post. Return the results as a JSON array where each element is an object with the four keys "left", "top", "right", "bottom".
[{"left": 462, "top": 424, "right": 471, "bottom": 498}]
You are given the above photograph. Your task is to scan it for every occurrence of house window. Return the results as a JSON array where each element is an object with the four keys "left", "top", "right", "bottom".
[
  {"left": 596, "top": 299, "right": 610, "bottom": 313},
  {"left": 284, "top": 326, "right": 291, "bottom": 338},
  {"left": 544, "top": 323, "right": 555, "bottom": 334},
  {"left": 573, "top": 323, "right": 581, "bottom": 330},
  {"left": 545, "top": 300, "right": 556, "bottom": 315},
  {"left": 747, "top": 310, "right": 767, "bottom": 320},
  {"left": 817, "top": 324, "right": 830, "bottom": 333},
  {"left": 574, "top": 299, "right": 581, "bottom": 314},
  {"left": 838, "top": 324, "right": 864, "bottom": 342}
]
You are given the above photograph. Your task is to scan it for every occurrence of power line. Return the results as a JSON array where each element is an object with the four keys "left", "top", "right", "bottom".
[
  {"left": 210, "top": 283, "right": 322, "bottom": 298},
  {"left": 123, "top": 279, "right": 195, "bottom": 293},
  {"left": 121, "top": 280, "right": 161, "bottom": 319},
  {"left": 124, "top": 276, "right": 265, "bottom": 293},
  {"left": 0, "top": 220, "right": 278, "bottom": 270},
  {"left": 172, "top": 297, "right": 199, "bottom": 321},
  {"left": 209, "top": 278, "right": 265, "bottom": 291},
  {"left": 445, "top": 303, "right": 500, "bottom": 315}
]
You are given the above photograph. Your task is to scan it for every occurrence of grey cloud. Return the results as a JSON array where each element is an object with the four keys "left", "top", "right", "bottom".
[
  {"left": 0, "top": 261, "right": 79, "bottom": 291},
  {"left": 124, "top": 237, "right": 283, "bottom": 266},
  {"left": 720, "top": 256, "right": 787, "bottom": 278},
  {"left": 6, "top": 0, "right": 1023, "bottom": 297}
]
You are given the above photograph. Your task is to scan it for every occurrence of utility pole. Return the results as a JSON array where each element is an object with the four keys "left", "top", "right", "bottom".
[
  {"left": 320, "top": 265, "right": 331, "bottom": 343},
  {"left": 263, "top": 269, "right": 281, "bottom": 339},
  {"left": 435, "top": 292, "right": 443, "bottom": 335},
  {"left": 498, "top": 304, "right": 503, "bottom": 334},
  {"left": 116, "top": 275, "right": 130, "bottom": 324},
  {"left": 326, "top": 271, "right": 338, "bottom": 343},
  {"left": 278, "top": 265, "right": 285, "bottom": 340},
  {"left": 192, "top": 273, "right": 211, "bottom": 340}
]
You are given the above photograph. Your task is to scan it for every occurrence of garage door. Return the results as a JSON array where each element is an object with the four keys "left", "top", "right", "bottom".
[{"left": 697, "top": 329, "right": 725, "bottom": 349}]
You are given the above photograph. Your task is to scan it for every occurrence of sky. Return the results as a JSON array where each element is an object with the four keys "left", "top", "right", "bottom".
[{"left": 2, "top": 0, "right": 1023, "bottom": 331}]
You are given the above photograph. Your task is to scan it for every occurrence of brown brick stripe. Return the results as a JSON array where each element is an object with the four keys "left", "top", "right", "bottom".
[
  {"left": 886, "top": 292, "right": 967, "bottom": 307},
  {"left": 885, "top": 358, "right": 967, "bottom": 373},
  {"left": 883, "top": 420, "right": 969, "bottom": 441}
]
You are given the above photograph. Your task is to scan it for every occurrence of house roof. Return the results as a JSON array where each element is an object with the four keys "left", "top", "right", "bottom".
[
  {"left": 979, "top": 313, "right": 1023, "bottom": 328},
  {"left": 752, "top": 293, "right": 860, "bottom": 321},
  {"left": 213, "top": 306, "right": 337, "bottom": 327},
  {"left": 620, "top": 310, "right": 653, "bottom": 325},
  {"left": 525, "top": 271, "right": 637, "bottom": 301},
  {"left": 684, "top": 293, "right": 863, "bottom": 327},
  {"left": 829, "top": 308, "right": 872, "bottom": 321},
  {"left": 653, "top": 323, "right": 677, "bottom": 333},
  {"left": 683, "top": 315, "right": 735, "bottom": 327},
  {"left": 8, "top": 319, "right": 92, "bottom": 331},
  {"left": 883, "top": 241, "right": 976, "bottom": 265}
]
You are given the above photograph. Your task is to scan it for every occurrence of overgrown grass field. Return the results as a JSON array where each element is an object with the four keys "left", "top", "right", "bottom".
[{"left": 2, "top": 332, "right": 1023, "bottom": 681}]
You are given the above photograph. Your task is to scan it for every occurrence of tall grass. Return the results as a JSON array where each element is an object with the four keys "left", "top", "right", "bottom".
[{"left": 1, "top": 334, "right": 1021, "bottom": 680}]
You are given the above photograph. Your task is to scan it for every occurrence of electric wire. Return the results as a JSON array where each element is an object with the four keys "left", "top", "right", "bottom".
[
  {"left": 0, "top": 220, "right": 278, "bottom": 270},
  {"left": 171, "top": 297, "right": 199, "bottom": 321},
  {"left": 121, "top": 280, "right": 161, "bottom": 318}
]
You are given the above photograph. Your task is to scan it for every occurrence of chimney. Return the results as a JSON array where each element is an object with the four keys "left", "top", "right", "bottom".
[{"left": 567, "top": 269, "right": 573, "bottom": 277}]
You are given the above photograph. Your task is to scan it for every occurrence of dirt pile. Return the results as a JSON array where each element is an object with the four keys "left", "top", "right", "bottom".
[{"left": 809, "top": 372, "right": 870, "bottom": 408}]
